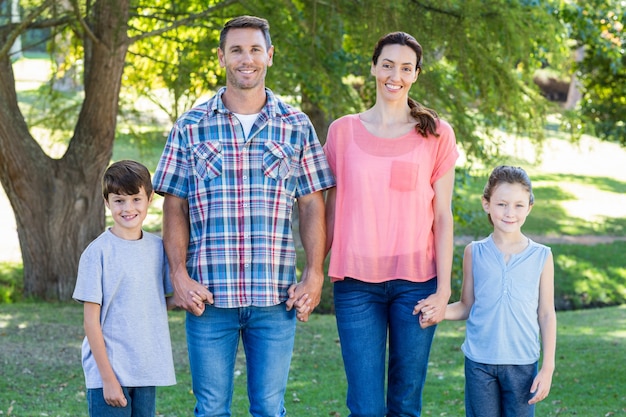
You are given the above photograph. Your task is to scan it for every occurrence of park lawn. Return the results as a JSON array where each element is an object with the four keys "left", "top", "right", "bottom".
[{"left": 0, "top": 302, "right": 625, "bottom": 416}]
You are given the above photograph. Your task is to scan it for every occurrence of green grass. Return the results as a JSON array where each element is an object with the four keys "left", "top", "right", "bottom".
[{"left": 1, "top": 302, "right": 625, "bottom": 416}]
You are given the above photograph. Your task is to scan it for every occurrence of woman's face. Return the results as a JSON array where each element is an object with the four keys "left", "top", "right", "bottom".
[{"left": 371, "top": 44, "right": 419, "bottom": 102}]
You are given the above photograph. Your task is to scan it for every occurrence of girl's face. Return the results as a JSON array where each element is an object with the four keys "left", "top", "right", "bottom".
[
  {"left": 482, "top": 182, "right": 533, "bottom": 234},
  {"left": 371, "top": 44, "right": 419, "bottom": 102}
]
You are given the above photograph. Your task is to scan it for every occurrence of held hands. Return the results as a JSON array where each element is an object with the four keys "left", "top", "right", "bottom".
[
  {"left": 413, "top": 292, "right": 448, "bottom": 328},
  {"left": 171, "top": 269, "right": 214, "bottom": 316},
  {"left": 286, "top": 267, "right": 324, "bottom": 322}
]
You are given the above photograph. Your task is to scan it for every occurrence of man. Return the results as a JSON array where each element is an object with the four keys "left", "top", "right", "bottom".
[{"left": 153, "top": 15, "right": 335, "bottom": 417}]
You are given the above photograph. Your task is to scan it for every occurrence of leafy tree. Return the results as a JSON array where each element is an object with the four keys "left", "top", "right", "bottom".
[
  {"left": 560, "top": 0, "right": 626, "bottom": 145},
  {"left": 0, "top": 0, "right": 568, "bottom": 300},
  {"left": 0, "top": 0, "right": 235, "bottom": 300}
]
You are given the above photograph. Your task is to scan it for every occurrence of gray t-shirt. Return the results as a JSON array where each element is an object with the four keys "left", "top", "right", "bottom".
[{"left": 73, "top": 229, "right": 176, "bottom": 388}]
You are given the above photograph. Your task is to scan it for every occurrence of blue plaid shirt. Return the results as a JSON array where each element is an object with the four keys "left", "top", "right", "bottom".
[{"left": 153, "top": 87, "right": 335, "bottom": 308}]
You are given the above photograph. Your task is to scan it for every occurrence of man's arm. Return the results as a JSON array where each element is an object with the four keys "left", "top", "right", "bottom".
[
  {"left": 286, "top": 190, "right": 326, "bottom": 322},
  {"left": 162, "top": 194, "right": 213, "bottom": 315}
]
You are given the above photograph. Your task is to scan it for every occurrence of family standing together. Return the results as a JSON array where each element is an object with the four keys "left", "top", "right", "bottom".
[{"left": 72, "top": 14, "right": 556, "bottom": 417}]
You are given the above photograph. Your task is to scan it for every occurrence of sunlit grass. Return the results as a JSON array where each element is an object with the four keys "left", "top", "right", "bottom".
[{"left": 0, "top": 303, "right": 624, "bottom": 416}]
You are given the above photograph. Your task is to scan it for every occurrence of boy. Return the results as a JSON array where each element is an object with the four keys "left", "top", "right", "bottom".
[{"left": 73, "top": 160, "right": 177, "bottom": 416}]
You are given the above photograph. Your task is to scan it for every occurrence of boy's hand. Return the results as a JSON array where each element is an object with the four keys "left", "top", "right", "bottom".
[{"left": 103, "top": 380, "right": 127, "bottom": 407}]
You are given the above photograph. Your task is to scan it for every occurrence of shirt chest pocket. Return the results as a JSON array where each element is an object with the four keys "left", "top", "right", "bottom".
[
  {"left": 263, "top": 141, "right": 296, "bottom": 180},
  {"left": 192, "top": 141, "right": 223, "bottom": 180}
]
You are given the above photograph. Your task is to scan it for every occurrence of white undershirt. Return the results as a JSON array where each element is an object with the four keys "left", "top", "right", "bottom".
[{"left": 234, "top": 113, "right": 259, "bottom": 138}]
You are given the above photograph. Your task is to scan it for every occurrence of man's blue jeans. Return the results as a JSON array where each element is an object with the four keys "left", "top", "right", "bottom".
[
  {"left": 334, "top": 277, "right": 438, "bottom": 417},
  {"left": 464, "top": 357, "right": 537, "bottom": 417},
  {"left": 87, "top": 386, "right": 155, "bottom": 417},
  {"left": 186, "top": 303, "right": 296, "bottom": 417}
]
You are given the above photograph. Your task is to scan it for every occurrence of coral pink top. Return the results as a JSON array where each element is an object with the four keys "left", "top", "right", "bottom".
[{"left": 324, "top": 114, "right": 458, "bottom": 283}]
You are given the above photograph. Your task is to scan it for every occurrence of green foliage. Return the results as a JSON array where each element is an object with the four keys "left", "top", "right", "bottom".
[
  {"left": 124, "top": 1, "right": 227, "bottom": 123},
  {"left": 559, "top": 1, "right": 626, "bottom": 145},
  {"left": 0, "top": 262, "right": 23, "bottom": 303}
]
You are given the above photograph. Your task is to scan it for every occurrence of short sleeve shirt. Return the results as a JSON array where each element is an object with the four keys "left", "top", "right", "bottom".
[
  {"left": 324, "top": 114, "right": 458, "bottom": 283},
  {"left": 153, "top": 87, "right": 335, "bottom": 308},
  {"left": 72, "top": 229, "right": 176, "bottom": 388}
]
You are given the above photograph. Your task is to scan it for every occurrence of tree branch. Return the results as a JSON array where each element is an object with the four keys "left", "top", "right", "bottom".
[
  {"left": 408, "top": 0, "right": 462, "bottom": 18},
  {"left": 0, "top": 0, "right": 57, "bottom": 58},
  {"left": 69, "top": 0, "right": 100, "bottom": 46},
  {"left": 128, "top": 0, "right": 240, "bottom": 44}
]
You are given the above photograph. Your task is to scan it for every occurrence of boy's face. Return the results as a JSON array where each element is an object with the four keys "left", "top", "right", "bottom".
[{"left": 104, "top": 186, "right": 153, "bottom": 240}]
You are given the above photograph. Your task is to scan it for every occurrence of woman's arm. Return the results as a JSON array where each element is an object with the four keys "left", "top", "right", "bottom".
[{"left": 415, "top": 167, "right": 455, "bottom": 327}]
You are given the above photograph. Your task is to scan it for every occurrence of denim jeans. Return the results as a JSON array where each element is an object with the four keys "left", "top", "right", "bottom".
[
  {"left": 464, "top": 357, "right": 538, "bottom": 417},
  {"left": 87, "top": 386, "right": 155, "bottom": 417},
  {"left": 334, "top": 277, "right": 438, "bottom": 417},
  {"left": 186, "top": 303, "right": 296, "bottom": 417}
]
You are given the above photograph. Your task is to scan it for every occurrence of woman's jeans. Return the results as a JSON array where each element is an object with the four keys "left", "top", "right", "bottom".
[
  {"left": 465, "top": 357, "right": 537, "bottom": 417},
  {"left": 186, "top": 303, "right": 296, "bottom": 417},
  {"left": 87, "top": 386, "right": 155, "bottom": 417},
  {"left": 334, "top": 277, "right": 438, "bottom": 417}
]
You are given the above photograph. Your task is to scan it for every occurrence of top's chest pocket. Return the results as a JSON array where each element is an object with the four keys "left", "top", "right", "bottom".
[
  {"left": 263, "top": 141, "right": 296, "bottom": 179},
  {"left": 192, "top": 141, "right": 223, "bottom": 180}
]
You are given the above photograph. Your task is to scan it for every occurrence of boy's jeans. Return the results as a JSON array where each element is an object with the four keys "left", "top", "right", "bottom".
[{"left": 87, "top": 386, "right": 155, "bottom": 417}]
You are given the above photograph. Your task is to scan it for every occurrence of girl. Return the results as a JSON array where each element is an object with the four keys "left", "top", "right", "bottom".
[{"left": 424, "top": 165, "right": 556, "bottom": 416}]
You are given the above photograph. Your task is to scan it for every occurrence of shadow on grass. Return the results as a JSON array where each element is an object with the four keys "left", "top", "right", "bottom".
[{"left": 552, "top": 241, "right": 626, "bottom": 310}]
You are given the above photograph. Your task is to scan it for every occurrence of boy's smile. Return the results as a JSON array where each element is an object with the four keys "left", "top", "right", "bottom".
[{"left": 105, "top": 186, "right": 153, "bottom": 240}]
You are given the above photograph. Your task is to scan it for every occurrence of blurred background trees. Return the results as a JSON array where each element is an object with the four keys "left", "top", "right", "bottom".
[{"left": 0, "top": 0, "right": 623, "bottom": 300}]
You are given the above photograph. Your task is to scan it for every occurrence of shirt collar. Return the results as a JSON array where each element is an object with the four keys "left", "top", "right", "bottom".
[{"left": 211, "top": 87, "right": 280, "bottom": 118}]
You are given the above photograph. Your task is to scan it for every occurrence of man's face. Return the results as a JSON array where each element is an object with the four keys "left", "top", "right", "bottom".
[{"left": 218, "top": 28, "right": 274, "bottom": 91}]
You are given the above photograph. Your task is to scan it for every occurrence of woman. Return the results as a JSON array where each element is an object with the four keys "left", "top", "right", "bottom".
[{"left": 324, "top": 32, "right": 459, "bottom": 416}]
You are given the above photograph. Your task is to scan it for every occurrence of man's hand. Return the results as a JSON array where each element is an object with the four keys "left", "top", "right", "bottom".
[
  {"left": 286, "top": 267, "right": 324, "bottom": 322},
  {"left": 171, "top": 269, "right": 214, "bottom": 316}
]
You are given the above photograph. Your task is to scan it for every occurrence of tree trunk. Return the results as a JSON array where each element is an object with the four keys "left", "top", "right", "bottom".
[
  {"left": 301, "top": 93, "right": 331, "bottom": 145},
  {"left": 0, "top": 0, "right": 130, "bottom": 300}
]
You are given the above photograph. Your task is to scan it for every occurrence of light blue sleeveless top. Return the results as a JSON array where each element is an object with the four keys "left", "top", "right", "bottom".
[{"left": 462, "top": 234, "right": 551, "bottom": 365}]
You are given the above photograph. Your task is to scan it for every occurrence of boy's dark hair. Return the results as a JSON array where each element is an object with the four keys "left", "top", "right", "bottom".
[
  {"left": 219, "top": 15, "right": 272, "bottom": 50},
  {"left": 102, "top": 160, "right": 153, "bottom": 200}
]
